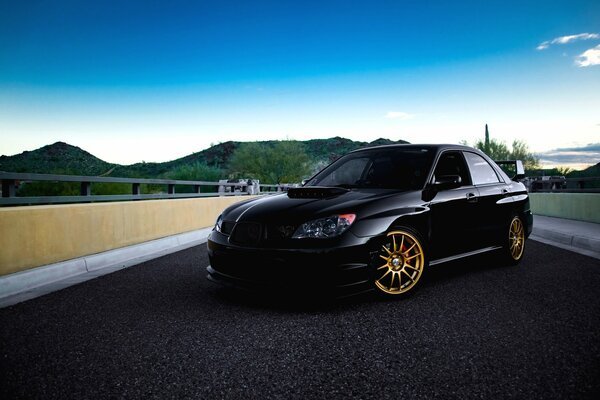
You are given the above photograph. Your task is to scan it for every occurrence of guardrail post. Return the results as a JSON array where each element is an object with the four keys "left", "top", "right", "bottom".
[
  {"left": 194, "top": 185, "right": 201, "bottom": 194},
  {"left": 2, "top": 179, "right": 16, "bottom": 198},
  {"left": 218, "top": 180, "right": 227, "bottom": 196},
  {"left": 168, "top": 184, "right": 175, "bottom": 195},
  {"left": 132, "top": 183, "right": 141, "bottom": 195},
  {"left": 80, "top": 182, "right": 91, "bottom": 196}
]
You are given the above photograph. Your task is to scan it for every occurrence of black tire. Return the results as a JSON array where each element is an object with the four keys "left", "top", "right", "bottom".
[{"left": 371, "top": 227, "right": 428, "bottom": 297}]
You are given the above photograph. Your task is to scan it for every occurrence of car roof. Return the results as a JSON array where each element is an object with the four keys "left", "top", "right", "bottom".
[{"left": 350, "top": 143, "right": 477, "bottom": 153}]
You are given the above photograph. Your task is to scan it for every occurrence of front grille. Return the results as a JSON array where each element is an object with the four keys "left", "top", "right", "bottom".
[
  {"left": 265, "top": 224, "right": 297, "bottom": 241},
  {"left": 230, "top": 222, "right": 262, "bottom": 246}
]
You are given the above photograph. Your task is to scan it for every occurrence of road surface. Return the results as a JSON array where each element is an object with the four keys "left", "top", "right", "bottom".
[{"left": 1, "top": 240, "right": 599, "bottom": 399}]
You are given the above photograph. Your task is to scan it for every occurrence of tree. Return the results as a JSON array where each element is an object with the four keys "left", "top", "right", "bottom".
[
  {"left": 165, "top": 162, "right": 224, "bottom": 193},
  {"left": 166, "top": 162, "right": 223, "bottom": 182},
  {"left": 472, "top": 125, "right": 539, "bottom": 169},
  {"left": 484, "top": 124, "right": 490, "bottom": 155},
  {"left": 556, "top": 166, "right": 573, "bottom": 176},
  {"left": 475, "top": 137, "right": 510, "bottom": 160},
  {"left": 509, "top": 140, "right": 539, "bottom": 169},
  {"left": 228, "top": 141, "right": 311, "bottom": 184}
]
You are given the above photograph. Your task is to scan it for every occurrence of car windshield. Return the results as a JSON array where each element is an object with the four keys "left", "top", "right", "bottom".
[{"left": 305, "top": 147, "right": 434, "bottom": 190}]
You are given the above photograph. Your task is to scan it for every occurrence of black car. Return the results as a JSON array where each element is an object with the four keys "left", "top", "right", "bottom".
[{"left": 207, "top": 144, "right": 533, "bottom": 298}]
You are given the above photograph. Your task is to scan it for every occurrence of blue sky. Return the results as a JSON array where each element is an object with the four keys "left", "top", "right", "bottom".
[{"left": 1, "top": 0, "right": 599, "bottom": 167}]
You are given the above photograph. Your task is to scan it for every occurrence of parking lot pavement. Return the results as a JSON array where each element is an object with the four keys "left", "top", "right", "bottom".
[{"left": 1, "top": 240, "right": 599, "bottom": 399}]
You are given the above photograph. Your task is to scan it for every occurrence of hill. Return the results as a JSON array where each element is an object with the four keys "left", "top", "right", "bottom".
[
  {"left": 1, "top": 137, "right": 409, "bottom": 178},
  {"left": 0, "top": 142, "right": 116, "bottom": 175},
  {"left": 568, "top": 162, "right": 600, "bottom": 178}
]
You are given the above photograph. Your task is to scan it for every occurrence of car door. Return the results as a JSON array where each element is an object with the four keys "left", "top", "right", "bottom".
[
  {"left": 462, "top": 151, "right": 512, "bottom": 248},
  {"left": 428, "top": 151, "right": 481, "bottom": 259}
]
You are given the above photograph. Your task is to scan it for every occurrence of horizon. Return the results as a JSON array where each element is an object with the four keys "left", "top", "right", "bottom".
[
  {"left": 5, "top": 137, "right": 598, "bottom": 172},
  {"left": 1, "top": 0, "right": 599, "bottom": 169}
]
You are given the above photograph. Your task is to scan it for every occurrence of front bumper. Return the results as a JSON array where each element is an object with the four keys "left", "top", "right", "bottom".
[{"left": 206, "top": 230, "right": 377, "bottom": 298}]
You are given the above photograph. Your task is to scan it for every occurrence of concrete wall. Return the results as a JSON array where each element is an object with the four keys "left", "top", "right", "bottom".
[
  {"left": 530, "top": 193, "right": 600, "bottom": 224},
  {"left": 0, "top": 196, "right": 253, "bottom": 276}
]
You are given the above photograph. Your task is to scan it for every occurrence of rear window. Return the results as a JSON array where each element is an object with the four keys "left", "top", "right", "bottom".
[{"left": 463, "top": 152, "right": 501, "bottom": 185}]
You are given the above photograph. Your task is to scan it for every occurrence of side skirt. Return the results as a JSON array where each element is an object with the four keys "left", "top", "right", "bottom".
[{"left": 429, "top": 246, "right": 502, "bottom": 266}]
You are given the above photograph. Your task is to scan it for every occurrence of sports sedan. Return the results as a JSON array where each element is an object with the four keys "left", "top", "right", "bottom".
[{"left": 206, "top": 144, "right": 533, "bottom": 298}]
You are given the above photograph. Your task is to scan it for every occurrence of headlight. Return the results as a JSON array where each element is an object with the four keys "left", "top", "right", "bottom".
[
  {"left": 214, "top": 214, "right": 223, "bottom": 232},
  {"left": 292, "top": 214, "right": 356, "bottom": 239}
]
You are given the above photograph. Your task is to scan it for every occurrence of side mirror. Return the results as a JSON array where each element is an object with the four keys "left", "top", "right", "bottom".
[
  {"left": 422, "top": 175, "right": 462, "bottom": 202},
  {"left": 433, "top": 175, "right": 462, "bottom": 190}
]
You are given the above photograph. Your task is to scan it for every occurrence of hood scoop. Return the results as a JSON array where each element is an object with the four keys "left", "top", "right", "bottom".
[{"left": 287, "top": 186, "right": 350, "bottom": 199}]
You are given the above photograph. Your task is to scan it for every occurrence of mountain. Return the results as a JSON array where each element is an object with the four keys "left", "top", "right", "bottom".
[
  {"left": 0, "top": 142, "right": 116, "bottom": 175},
  {"left": 1, "top": 137, "right": 410, "bottom": 178},
  {"left": 568, "top": 162, "right": 600, "bottom": 178}
]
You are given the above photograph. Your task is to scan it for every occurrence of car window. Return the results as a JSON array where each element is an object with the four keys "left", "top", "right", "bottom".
[
  {"left": 463, "top": 152, "right": 501, "bottom": 185},
  {"left": 433, "top": 151, "right": 471, "bottom": 186}
]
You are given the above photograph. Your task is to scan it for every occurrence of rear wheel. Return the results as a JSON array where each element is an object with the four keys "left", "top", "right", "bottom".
[
  {"left": 373, "top": 228, "right": 427, "bottom": 296},
  {"left": 504, "top": 215, "right": 525, "bottom": 265}
]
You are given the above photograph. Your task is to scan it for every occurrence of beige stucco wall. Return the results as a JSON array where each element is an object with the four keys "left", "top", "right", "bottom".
[
  {"left": 529, "top": 193, "right": 600, "bottom": 224},
  {"left": 0, "top": 196, "right": 253, "bottom": 276}
]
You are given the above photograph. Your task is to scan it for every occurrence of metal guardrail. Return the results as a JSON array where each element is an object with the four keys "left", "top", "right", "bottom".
[
  {"left": 526, "top": 176, "right": 600, "bottom": 193},
  {"left": 0, "top": 172, "right": 293, "bottom": 206},
  {"left": 3, "top": 171, "right": 598, "bottom": 205}
]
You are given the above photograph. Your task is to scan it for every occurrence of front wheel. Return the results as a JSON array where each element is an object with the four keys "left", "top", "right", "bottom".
[
  {"left": 504, "top": 215, "right": 526, "bottom": 265},
  {"left": 373, "top": 228, "right": 427, "bottom": 296}
]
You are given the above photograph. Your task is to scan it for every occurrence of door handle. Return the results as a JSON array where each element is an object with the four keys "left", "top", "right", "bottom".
[{"left": 466, "top": 192, "right": 478, "bottom": 202}]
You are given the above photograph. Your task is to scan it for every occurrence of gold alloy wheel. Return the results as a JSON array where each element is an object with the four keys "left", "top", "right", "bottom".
[
  {"left": 509, "top": 216, "right": 525, "bottom": 261},
  {"left": 375, "top": 230, "right": 425, "bottom": 295}
]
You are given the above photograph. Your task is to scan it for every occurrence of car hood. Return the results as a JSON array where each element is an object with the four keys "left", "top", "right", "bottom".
[{"left": 222, "top": 187, "right": 414, "bottom": 224}]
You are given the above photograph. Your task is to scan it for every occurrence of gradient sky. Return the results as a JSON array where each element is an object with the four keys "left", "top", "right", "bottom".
[{"left": 1, "top": 0, "right": 599, "bottom": 168}]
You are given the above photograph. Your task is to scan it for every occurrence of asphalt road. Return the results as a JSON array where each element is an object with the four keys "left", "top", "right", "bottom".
[{"left": 1, "top": 240, "right": 599, "bottom": 399}]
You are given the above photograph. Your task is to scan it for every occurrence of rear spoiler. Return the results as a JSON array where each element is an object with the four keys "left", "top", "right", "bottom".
[{"left": 495, "top": 160, "right": 525, "bottom": 181}]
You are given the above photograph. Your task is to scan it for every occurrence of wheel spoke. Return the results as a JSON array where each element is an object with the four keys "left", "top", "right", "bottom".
[
  {"left": 397, "top": 271, "right": 402, "bottom": 288},
  {"left": 392, "top": 235, "right": 398, "bottom": 252},
  {"left": 389, "top": 272, "right": 395, "bottom": 289},
  {"left": 405, "top": 253, "right": 421, "bottom": 261},
  {"left": 401, "top": 269, "right": 415, "bottom": 281},
  {"left": 404, "top": 243, "right": 416, "bottom": 254},
  {"left": 379, "top": 254, "right": 390, "bottom": 262},
  {"left": 404, "top": 264, "right": 419, "bottom": 272},
  {"left": 377, "top": 264, "right": 388, "bottom": 270},
  {"left": 378, "top": 269, "right": 392, "bottom": 281},
  {"left": 382, "top": 245, "right": 392, "bottom": 255}
]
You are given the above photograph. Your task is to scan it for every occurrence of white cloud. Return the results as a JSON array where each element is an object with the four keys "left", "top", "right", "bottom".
[
  {"left": 536, "top": 41, "right": 550, "bottom": 51},
  {"left": 536, "top": 32, "right": 599, "bottom": 50},
  {"left": 537, "top": 143, "right": 600, "bottom": 167},
  {"left": 554, "top": 33, "right": 599, "bottom": 44},
  {"left": 575, "top": 44, "right": 600, "bottom": 67},
  {"left": 385, "top": 111, "right": 414, "bottom": 120}
]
